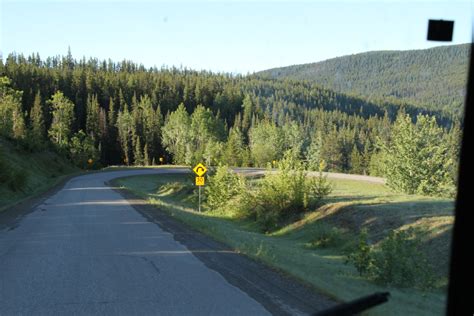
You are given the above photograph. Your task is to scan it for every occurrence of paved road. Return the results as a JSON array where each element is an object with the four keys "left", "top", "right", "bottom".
[
  {"left": 0, "top": 169, "right": 271, "bottom": 315},
  {"left": 234, "top": 168, "right": 385, "bottom": 184}
]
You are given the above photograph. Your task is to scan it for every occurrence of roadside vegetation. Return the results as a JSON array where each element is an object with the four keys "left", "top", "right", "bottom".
[
  {"left": 113, "top": 169, "right": 453, "bottom": 316},
  {"left": 0, "top": 138, "right": 78, "bottom": 211},
  {"left": 0, "top": 52, "right": 462, "bottom": 200}
]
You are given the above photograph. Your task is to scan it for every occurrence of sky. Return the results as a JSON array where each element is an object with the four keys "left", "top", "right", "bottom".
[{"left": 0, "top": 1, "right": 472, "bottom": 74}]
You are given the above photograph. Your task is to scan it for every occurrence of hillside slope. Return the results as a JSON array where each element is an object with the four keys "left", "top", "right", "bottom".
[
  {"left": 257, "top": 44, "right": 470, "bottom": 117},
  {"left": 0, "top": 138, "right": 78, "bottom": 210}
]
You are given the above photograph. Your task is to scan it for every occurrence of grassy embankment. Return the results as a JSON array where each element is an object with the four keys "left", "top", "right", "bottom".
[
  {"left": 0, "top": 138, "right": 79, "bottom": 211},
  {"left": 113, "top": 172, "right": 454, "bottom": 316}
]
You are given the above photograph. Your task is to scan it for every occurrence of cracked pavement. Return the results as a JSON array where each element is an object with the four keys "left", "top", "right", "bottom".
[{"left": 0, "top": 169, "right": 271, "bottom": 315}]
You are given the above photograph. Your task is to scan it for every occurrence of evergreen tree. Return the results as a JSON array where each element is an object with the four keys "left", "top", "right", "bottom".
[
  {"left": 224, "top": 127, "right": 245, "bottom": 166},
  {"left": 133, "top": 135, "right": 143, "bottom": 166},
  {"left": 381, "top": 113, "right": 454, "bottom": 196},
  {"left": 116, "top": 106, "right": 133, "bottom": 165},
  {"left": 241, "top": 94, "right": 253, "bottom": 136},
  {"left": 30, "top": 91, "right": 45, "bottom": 138},
  {"left": 306, "top": 130, "right": 323, "bottom": 171},
  {"left": 143, "top": 143, "right": 150, "bottom": 166},
  {"left": 320, "top": 127, "right": 344, "bottom": 172},
  {"left": 86, "top": 94, "right": 100, "bottom": 141},
  {"left": 350, "top": 145, "right": 364, "bottom": 174}
]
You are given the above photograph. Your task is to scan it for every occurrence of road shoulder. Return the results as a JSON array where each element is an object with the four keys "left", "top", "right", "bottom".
[{"left": 110, "top": 181, "right": 338, "bottom": 316}]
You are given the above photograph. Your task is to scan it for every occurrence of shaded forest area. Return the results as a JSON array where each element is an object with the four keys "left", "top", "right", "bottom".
[{"left": 0, "top": 51, "right": 461, "bottom": 197}]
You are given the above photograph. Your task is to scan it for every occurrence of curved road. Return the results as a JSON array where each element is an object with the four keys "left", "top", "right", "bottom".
[{"left": 0, "top": 169, "right": 274, "bottom": 315}]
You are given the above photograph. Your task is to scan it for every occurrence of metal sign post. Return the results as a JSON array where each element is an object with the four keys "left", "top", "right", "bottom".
[{"left": 199, "top": 186, "right": 202, "bottom": 213}]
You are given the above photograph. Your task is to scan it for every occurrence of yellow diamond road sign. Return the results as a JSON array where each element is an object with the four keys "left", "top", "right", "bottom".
[{"left": 193, "top": 163, "right": 207, "bottom": 177}]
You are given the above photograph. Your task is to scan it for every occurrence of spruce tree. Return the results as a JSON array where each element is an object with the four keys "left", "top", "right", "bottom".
[
  {"left": 30, "top": 91, "right": 45, "bottom": 143},
  {"left": 381, "top": 113, "right": 454, "bottom": 196},
  {"left": 133, "top": 136, "right": 143, "bottom": 166},
  {"left": 86, "top": 94, "right": 100, "bottom": 141}
]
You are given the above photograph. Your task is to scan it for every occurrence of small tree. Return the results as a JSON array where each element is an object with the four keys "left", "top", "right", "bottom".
[
  {"left": 306, "top": 131, "right": 323, "bottom": 171},
  {"left": 350, "top": 145, "right": 364, "bottom": 174},
  {"left": 48, "top": 91, "right": 75, "bottom": 149},
  {"left": 133, "top": 136, "right": 144, "bottom": 166},
  {"left": 29, "top": 91, "right": 46, "bottom": 148},
  {"left": 205, "top": 165, "right": 246, "bottom": 213},
  {"left": 381, "top": 113, "right": 454, "bottom": 197},
  {"left": 69, "top": 130, "right": 99, "bottom": 169},
  {"left": 0, "top": 76, "right": 26, "bottom": 141},
  {"left": 86, "top": 94, "right": 100, "bottom": 140}
]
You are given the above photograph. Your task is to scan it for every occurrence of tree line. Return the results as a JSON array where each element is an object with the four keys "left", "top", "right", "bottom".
[{"left": 0, "top": 51, "right": 462, "bottom": 197}]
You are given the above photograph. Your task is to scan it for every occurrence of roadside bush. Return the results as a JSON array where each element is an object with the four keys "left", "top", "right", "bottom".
[
  {"left": 306, "top": 225, "right": 347, "bottom": 249},
  {"left": 205, "top": 165, "right": 246, "bottom": 214},
  {"left": 372, "top": 229, "right": 435, "bottom": 289},
  {"left": 346, "top": 228, "right": 435, "bottom": 289},
  {"left": 306, "top": 170, "right": 333, "bottom": 206},
  {"left": 346, "top": 229, "right": 375, "bottom": 276},
  {"left": 246, "top": 151, "right": 332, "bottom": 232}
]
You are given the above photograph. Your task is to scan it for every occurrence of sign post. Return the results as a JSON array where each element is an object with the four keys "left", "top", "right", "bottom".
[{"left": 193, "top": 163, "right": 207, "bottom": 212}]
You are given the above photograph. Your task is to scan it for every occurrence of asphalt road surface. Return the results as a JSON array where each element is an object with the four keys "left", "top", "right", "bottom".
[{"left": 0, "top": 169, "right": 277, "bottom": 315}]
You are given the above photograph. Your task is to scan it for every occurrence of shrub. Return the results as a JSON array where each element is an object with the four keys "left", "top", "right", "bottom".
[
  {"left": 346, "top": 228, "right": 435, "bottom": 289},
  {"left": 372, "top": 229, "right": 435, "bottom": 289},
  {"left": 306, "top": 170, "right": 333, "bottom": 206},
  {"left": 306, "top": 225, "right": 346, "bottom": 249},
  {"left": 346, "top": 229, "right": 375, "bottom": 276},
  {"left": 205, "top": 165, "right": 246, "bottom": 213},
  {"left": 247, "top": 151, "right": 332, "bottom": 232}
]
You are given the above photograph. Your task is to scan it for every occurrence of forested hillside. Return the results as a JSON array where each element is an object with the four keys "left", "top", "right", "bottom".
[
  {"left": 257, "top": 44, "right": 470, "bottom": 118},
  {"left": 0, "top": 51, "right": 461, "bottom": 197}
]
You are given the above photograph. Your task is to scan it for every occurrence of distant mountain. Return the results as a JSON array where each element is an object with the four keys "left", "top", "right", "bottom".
[{"left": 256, "top": 44, "right": 470, "bottom": 117}]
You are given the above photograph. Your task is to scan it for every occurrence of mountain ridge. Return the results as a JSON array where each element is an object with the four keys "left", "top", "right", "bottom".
[{"left": 256, "top": 44, "right": 470, "bottom": 117}]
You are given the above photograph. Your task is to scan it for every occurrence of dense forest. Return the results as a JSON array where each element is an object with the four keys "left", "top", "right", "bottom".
[
  {"left": 257, "top": 44, "right": 470, "bottom": 118},
  {"left": 0, "top": 50, "right": 462, "bottom": 197}
]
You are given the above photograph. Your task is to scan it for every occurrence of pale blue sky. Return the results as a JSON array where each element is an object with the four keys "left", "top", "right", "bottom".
[{"left": 1, "top": 1, "right": 472, "bottom": 74}]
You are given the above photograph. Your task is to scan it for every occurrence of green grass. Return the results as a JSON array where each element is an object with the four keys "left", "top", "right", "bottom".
[
  {"left": 113, "top": 173, "right": 454, "bottom": 316},
  {"left": 0, "top": 138, "right": 79, "bottom": 211}
]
